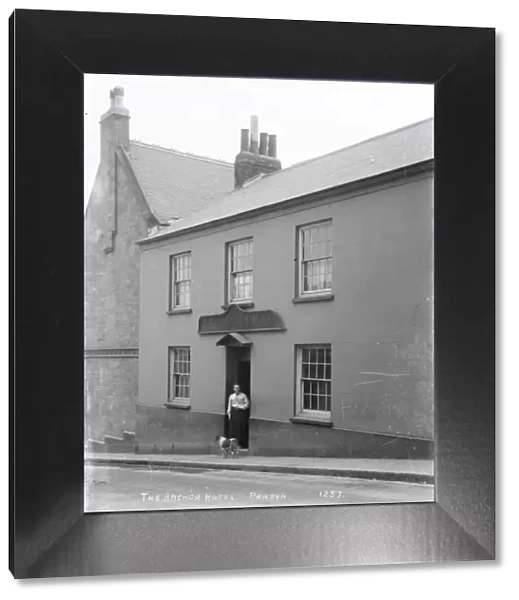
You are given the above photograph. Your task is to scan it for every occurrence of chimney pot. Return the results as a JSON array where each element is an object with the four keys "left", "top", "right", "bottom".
[
  {"left": 250, "top": 115, "right": 259, "bottom": 153},
  {"left": 110, "top": 86, "right": 125, "bottom": 109},
  {"left": 240, "top": 129, "right": 250, "bottom": 152},
  {"left": 268, "top": 134, "right": 277, "bottom": 158},
  {"left": 259, "top": 132, "right": 268, "bottom": 155}
]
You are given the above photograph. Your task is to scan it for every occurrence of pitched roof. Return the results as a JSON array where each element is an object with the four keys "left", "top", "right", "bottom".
[
  {"left": 141, "top": 118, "right": 433, "bottom": 243},
  {"left": 126, "top": 141, "right": 234, "bottom": 223}
]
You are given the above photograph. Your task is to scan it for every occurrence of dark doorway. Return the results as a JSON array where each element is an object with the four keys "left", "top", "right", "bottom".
[{"left": 224, "top": 346, "right": 251, "bottom": 448}]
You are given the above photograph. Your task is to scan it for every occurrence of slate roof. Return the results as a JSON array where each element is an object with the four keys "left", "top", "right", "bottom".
[
  {"left": 140, "top": 118, "right": 433, "bottom": 244},
  {"left": 126, "top": 141, "right": 234, "bottom": 223}
]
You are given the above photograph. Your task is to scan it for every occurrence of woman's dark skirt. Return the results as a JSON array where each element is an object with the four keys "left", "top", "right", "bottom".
[{"left": 229, "top": 408, "right": 249, "bottom": 449}]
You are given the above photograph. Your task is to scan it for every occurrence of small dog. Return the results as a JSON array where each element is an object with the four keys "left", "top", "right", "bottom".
[{"left": 215, "top": 435, "right": 239, "bottom": 459}]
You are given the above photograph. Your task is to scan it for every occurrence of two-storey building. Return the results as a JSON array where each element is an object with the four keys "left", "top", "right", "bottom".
[{"left": 136, "top": 117, "right": 434, "bottom": 459}]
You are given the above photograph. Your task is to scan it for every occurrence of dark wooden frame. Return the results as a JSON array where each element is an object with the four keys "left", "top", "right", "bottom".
[{"left": 10, "top": 10, "right": 495, "bottom": 578}]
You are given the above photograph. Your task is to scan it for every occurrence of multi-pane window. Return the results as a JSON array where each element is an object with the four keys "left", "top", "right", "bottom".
[
  {"left": 168, "top": 347, "right": 191, "bottom": 404},
  {"left": 170, "top": 253, "right": 191, "bottom": 309},
  {"left": 299, "top": 221, "right": 332, "bottom": 294},
  {"left": 228, "top": 238, "right": 253, "bottom": 302},
  {"left": 297, "top": 346, "right": 332, "bottom": 416}
]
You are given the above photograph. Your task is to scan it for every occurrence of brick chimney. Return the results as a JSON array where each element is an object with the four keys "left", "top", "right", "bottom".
[
  {"left": 234, "top": 116, "right": 281, "bottom": 188},
  {"left": 99, "top": 86, "right": 130, "bottom": 165}
]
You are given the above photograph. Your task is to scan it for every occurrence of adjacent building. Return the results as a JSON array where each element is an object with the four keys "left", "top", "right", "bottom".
[
  {"left": 84, "top": 86, "right": 234, "bottom": 448},
  {"left": 135, "top": 117, "right": 434, "bottom": 459}
]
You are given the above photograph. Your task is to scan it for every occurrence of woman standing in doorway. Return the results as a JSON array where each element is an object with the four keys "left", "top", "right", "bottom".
[{"left": 227, "top": 383, "right": 250, "bottom": 449}]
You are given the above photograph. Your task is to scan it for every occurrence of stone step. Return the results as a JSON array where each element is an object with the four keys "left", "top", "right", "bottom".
[
  {"left": 104, "top": 434, "right": 135, "bottom": 453},
  {"left": 136, "top": 442, "right": 176, "bottom": 454},
  {"left": 123, "top": 431, "right": 136, "bottom": 443},
  {"left": 87, "top": 433, "right": 137, "bottom": 454},
  {"left": 104, "top": 434, "right": 124, "bottom": 444},
  {"left": 87, "top": 439, "right": 106, "bottom": 453}
]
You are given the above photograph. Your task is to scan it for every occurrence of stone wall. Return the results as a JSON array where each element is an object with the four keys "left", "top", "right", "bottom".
[
  {"left": 85, "top": 357, "right": 139, "bottom": 440},
  {"left": 84, "top": 150, "right": 153, "bottom": 440}
]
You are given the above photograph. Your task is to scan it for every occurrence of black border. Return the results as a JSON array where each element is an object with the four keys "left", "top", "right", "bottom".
[{"left": 10, "top": 10, "right": 495, "bottom": 578}]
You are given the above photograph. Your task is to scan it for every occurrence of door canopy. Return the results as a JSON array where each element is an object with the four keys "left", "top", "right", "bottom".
[
  {"left": 198, "top": 304, "right": 286, "bottom": 335},
  {"left": 215, "top": 332, "right": 253, "bottom": 347}
]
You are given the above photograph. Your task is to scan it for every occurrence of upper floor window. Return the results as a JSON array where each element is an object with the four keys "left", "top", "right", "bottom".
[
  {"left": 228, "top": 238, "right": 253, "bottom": 303},
  {"left": 170, "top": 252, "right": 192, "bottom": 309},
  {"left": 298, "top": 221, "right": 332, "bottom": 295}
]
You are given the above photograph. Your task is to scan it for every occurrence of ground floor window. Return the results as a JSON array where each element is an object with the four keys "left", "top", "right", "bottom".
[
  {"left": 168, "top": 347, "right": 191, "bottom": 405},
  {"left": 296, "top": 345, "right": 332, "bottom": 419}
]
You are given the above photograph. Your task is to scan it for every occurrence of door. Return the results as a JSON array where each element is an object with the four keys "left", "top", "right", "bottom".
[{"left": 224, "top": 346, "right": 251, "bottom": 448}]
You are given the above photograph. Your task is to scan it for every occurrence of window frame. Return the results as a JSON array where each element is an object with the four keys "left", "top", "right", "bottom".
[
  {"left": 169, "top": 252, "right": 192, "bottom": 310},
  {"left": 167, "top": 346, "right": 192, "bottom": 406},
  {"left": 296, "top": 220, "right": 333, "bottom": 298},
  {"left": 295, "top": 344, "right": 332, "bottom": 421},
  {"left": 227, "top": 237, "right": 254, "bottom": 305}
]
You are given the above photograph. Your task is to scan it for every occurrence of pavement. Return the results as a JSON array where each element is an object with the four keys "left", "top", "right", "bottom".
[
  {"left": 85, "top": 464, "right": 434, "bottom": 512},
  {"left": 85, "top": 452, "right": 434, "bottom": 485}
]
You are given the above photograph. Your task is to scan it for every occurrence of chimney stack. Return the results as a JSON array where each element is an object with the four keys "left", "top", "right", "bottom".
[
  {"left": 234, "top": 116, "right": 282, "bottom": 188},
  {"left": 98, "top": 86, "right": 131, "bottom": 252},
  {"left": 259, "top": 132, "right": 268, "bottom": 156},
  {"left": 100, "top": 86, "right": 130, "bottom": 165}
]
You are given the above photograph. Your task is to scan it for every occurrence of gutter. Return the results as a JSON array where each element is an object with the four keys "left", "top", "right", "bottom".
[{"left": 136, "top": 158, "right": 434, "bottom": 247}]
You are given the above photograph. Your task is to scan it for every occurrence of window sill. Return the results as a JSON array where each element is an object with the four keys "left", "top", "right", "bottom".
[
  {"left": 290, "top": 416, "right": 333, "bottom": 428},
  {"left": 164, "top": 402, "right": 191, "bottom": 410},
  {"left": 166, "top": 307, "right": 193, "bottom": 315},
  {"left": 221, "top": 301, "right": 255, "bottom": 310},
  {"left": 292, "top": 293, "right": 334, "bottom": 304}
]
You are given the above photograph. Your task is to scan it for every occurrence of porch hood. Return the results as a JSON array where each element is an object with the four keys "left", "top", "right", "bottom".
[{"left": 215, "top": 332, "right": 253, "bottom": 347}]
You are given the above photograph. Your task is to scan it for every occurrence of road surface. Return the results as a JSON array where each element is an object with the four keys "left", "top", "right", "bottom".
[{"left": 85, "top": 464, "right": 434, "bottom": 512}]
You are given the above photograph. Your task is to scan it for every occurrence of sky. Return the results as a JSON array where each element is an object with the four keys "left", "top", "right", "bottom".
[{"left": 84, "top": 75, "right": 433, "bottom": 205}]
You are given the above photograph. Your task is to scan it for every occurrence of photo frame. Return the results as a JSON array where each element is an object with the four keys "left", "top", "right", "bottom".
[{"left": 9, "top": 9, "right": 495, "bottom": 578}]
